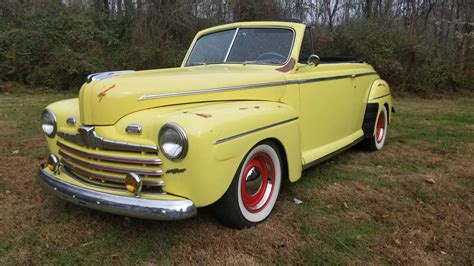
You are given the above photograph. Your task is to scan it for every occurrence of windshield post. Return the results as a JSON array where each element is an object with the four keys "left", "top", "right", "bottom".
[{"left": 223, "top": 28, "right": 239, "bottom": 62}]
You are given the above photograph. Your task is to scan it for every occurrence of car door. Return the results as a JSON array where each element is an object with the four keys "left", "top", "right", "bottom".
[{"left": 295, "top": 29, "right": 360, "bottom": 164}]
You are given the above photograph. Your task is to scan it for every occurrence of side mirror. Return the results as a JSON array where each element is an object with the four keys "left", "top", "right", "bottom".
[{"left": 307, "top": 54, "right": 320, "bottom": 67}]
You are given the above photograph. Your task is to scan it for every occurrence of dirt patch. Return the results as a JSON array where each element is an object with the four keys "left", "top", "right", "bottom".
[{"left": 466, "top": 124, "right": 474, "bottom": 132}]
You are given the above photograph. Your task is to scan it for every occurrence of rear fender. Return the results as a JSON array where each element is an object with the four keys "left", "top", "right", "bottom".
[{"left": 363, "top": 79, "right": 393, "bottom": 136}]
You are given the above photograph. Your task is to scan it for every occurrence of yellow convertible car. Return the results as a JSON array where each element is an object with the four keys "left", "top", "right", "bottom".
[{"left": 38, "top": 21, "right": 392, "bottom": 228}]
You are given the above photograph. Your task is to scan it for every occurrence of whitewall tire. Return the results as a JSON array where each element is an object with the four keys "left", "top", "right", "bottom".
[{"left": 213, "top": 141, "right": 282, "bottom": 229}]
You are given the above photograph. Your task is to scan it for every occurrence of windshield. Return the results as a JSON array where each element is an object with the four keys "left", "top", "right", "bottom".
[{"left": 186, "top": 28, "right": 294, "bottom": 66}]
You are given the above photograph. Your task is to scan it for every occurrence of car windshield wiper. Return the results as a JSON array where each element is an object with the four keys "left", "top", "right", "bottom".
[
  {"left": 187, "top": 62, "right": 208, "bottom": 66},
  {"left": 242, "top": 59, "right": 283, "bottom": 65}
]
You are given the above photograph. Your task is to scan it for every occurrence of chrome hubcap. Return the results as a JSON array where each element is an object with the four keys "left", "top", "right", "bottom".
[{"left": 245, "top": 166, "right": 263, "bottom": 196}]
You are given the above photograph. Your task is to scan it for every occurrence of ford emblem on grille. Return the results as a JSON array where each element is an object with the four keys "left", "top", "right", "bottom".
[{"left": 78, "top": 126, "right": 95, "bottom": 147}]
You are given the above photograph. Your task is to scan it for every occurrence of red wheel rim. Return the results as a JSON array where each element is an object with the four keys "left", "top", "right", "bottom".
[
  {"left": 240, "top": 152, "right": 275, "bottom": 213},
  {"left": 376, "top": 111, "right": 385, "bottom": 144}
]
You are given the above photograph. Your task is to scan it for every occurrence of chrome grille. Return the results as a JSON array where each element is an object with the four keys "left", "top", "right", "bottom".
[{"left": 57, "top": 135, "right": 165, "bottom": 191}]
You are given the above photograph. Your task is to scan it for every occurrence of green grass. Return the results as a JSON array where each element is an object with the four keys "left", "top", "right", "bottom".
[
  {"left": 1, "top": 90, "right": 473, "bottom": 264},
  {"left": 0, "top": 90, "right": 76, "bottom": 158},
  {"left": 49, "top": 228, "right": 175, "bottom": 264},
  {"left": 302, "top": 222, "right": 385, "bottom": 265}
]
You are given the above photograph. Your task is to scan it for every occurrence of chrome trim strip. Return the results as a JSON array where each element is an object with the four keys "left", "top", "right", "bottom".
[
  {"left": 57, "top": 141, "right": 162, "bottom": 165},
  {"left": 59, "top": 151, "right": 163, "bottom": 176},
  {"left": 61, "top": 160, "right": 165, "bottom": 187},
  {"left": 368, "top": 93, "right": 391, "bottom": 101},
  {"left": 138, "top": 80, "right": 288, "bottom": 100},
  {"left": 214, "top": 117, "right": 298, "bottom": 145},
  {"left": 57, "top": 126, "right": 157, "bottom": 153},
  {"left": 87, "top": 70, "right": 134, "bottom": 83},
  {"left": 139, "top": 72, "right": 378, "bottom": 101},
  {"left": 355, "top": 72, "right": 378, "bottom": 78},
  {"left": 37, "top": 166, "right": 196, "bottom": 220},
  {"left": 289, "top": 72, "right": 378, "bottom": 85},
  {"left": 224, "top": 28, "right": 239, "bottom": 62}
]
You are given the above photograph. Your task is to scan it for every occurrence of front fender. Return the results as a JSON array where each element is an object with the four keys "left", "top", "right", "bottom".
[{"left": 115, "top": 101, "right": 302, "bottom": 207}]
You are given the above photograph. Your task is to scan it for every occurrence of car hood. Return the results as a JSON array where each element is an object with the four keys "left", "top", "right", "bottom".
[{"left": 79, "top": 65, "right": 288, "bottom": 125}]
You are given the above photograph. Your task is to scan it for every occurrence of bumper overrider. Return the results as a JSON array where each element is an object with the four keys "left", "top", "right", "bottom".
[{"left": 37, "top": 165, "right": 197, "bottom": 220}]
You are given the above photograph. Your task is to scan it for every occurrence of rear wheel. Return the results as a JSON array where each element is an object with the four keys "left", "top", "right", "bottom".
[
  {"left": 363, "top": 105, "right": 388, "bottom": 151},
  {"left": 213, "top": 142, "right": 282, "bottom": 229}
]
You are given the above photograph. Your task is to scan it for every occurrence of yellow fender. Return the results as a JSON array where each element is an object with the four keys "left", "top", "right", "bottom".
[
  {"left": 363, "top": 79, "right": 393, "bottom": 138},
  {"left": 118, "top": 100, "right": 303, "bottom": 207}
]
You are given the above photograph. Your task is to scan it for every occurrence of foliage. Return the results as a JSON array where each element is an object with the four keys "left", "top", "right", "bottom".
[
  {"left": 0, "top": 1, "right": 471, "bottom": 92},
  {"left": 317, "top": 18, "right": 471, "bottom": 92}
]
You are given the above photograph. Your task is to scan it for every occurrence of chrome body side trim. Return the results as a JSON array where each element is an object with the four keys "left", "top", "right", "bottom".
[
  {"left": 214, "top": 117, "right": 298, "bottom": 145},
  {"left": 57, "top": 126, "right": 157, "bottom": 153},
  {"left": 139, "top": 72, "right": 378, "bottom": 101},
  {"left": 59, "top": 150, "right": 163, "bottom": 176},
  {"left": 37, "top": 166, "right": 196, "bottom": 220},
  {"left": 355, "top": 72, "right": 378, "bottom": 78},
  {"left": 87, "top": 70, "right": 134, "bottom": 83},
  {"left": 57, "top": 142, "right": 161, "bottom": 165},
  {"left": 288, "top": 72, "right": 378, "bottom": 85},
  {"left": 138, "top": 80, "right": 288, "bottom": 100},
  {"left": 368, "top": 93, "right": 391, "bottom": 101}
]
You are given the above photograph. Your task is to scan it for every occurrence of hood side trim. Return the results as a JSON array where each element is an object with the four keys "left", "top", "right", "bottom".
[
  {"left": 138, "top": 80, "right": 288, "bottom": 101},
  {"left": 138, "top": 71, "right": 378, "bottom": 101}
]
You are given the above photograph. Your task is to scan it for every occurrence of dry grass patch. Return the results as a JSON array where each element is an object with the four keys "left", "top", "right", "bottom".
[{"left": 1, "top": 90, "right": 473, "bottom": 264}]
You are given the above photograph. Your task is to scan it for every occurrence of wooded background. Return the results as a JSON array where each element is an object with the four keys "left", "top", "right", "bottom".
[{"left": 0, "top": 0, "right": 472, "bottom": 93}]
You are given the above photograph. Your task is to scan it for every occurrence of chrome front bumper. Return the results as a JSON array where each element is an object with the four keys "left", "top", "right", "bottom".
[{"left": 37, "top": 166, "right": 197, "bottom": 220}]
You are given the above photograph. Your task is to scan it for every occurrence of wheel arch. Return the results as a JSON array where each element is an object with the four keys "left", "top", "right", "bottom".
[{"left": 262, "top": 137, "right": 289, "bottom": 182}]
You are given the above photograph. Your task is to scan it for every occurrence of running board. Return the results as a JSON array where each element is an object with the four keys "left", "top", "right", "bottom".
[{"left": 302, "top": 136, "right": 364, "bottom": 170}]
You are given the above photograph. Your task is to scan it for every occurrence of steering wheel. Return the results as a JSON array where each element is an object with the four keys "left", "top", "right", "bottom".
[{"left": 256, "top": 52, "right": 287, "bottom": 63}]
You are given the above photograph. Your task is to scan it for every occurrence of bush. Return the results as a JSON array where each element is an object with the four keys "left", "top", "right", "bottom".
[
  {"left": 0, "top": 3, "right": 190, "bottom": 90},
  {"left": 316, "top": 18, "right": 470, "bottom": 93},
  {"left": 0, "top": 3, "right": 470, "bottom": 93},
  {"left": 1, "top": 5, "right": 116, "bottom": 88}
]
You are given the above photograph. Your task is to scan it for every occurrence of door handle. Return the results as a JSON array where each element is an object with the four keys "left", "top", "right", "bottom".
[{"left": 350, "top": 74, "right": 356, "bottom": 78}]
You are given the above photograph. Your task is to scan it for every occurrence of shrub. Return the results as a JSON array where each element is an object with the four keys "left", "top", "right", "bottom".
[{"left": 316, "top": 18, "right": 470, "bottom": 93}]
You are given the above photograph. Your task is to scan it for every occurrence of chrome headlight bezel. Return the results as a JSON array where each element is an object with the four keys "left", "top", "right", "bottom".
[
  {"left": 158, "top": 123, "right": 188, "bottom": 161},
  {"left": 41, "top": 109, "right": 57, "bottom": 138}
]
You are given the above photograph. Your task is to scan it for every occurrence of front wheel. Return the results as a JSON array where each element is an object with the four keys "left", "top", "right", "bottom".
[
  {"left": 213, "top": 142, "right": 282, "bottom": 229},
  {"left": 363, "top": 105, "right": 388, "bottom": 151}
]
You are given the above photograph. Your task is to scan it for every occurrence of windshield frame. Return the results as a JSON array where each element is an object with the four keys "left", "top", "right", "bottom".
[{"left": 184, "top": 26, "right": 296, "bottom": 67}]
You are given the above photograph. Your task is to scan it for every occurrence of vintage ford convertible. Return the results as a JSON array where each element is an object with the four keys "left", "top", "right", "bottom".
[{"left": 38, "top": 21, "right": 392, "bottom": 228}]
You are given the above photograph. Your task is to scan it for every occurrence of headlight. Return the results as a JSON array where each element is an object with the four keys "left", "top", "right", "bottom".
[
  {"left": 41, "top": 109, "right": 57, "bottom": 138},
  {"left": 159, "top": 123, "right": 188, "bottom": 160}
]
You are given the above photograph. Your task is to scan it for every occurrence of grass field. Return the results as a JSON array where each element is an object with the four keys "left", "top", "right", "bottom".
[{"left": 1, "top": 90, "right": 473, "bottom": 264}]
